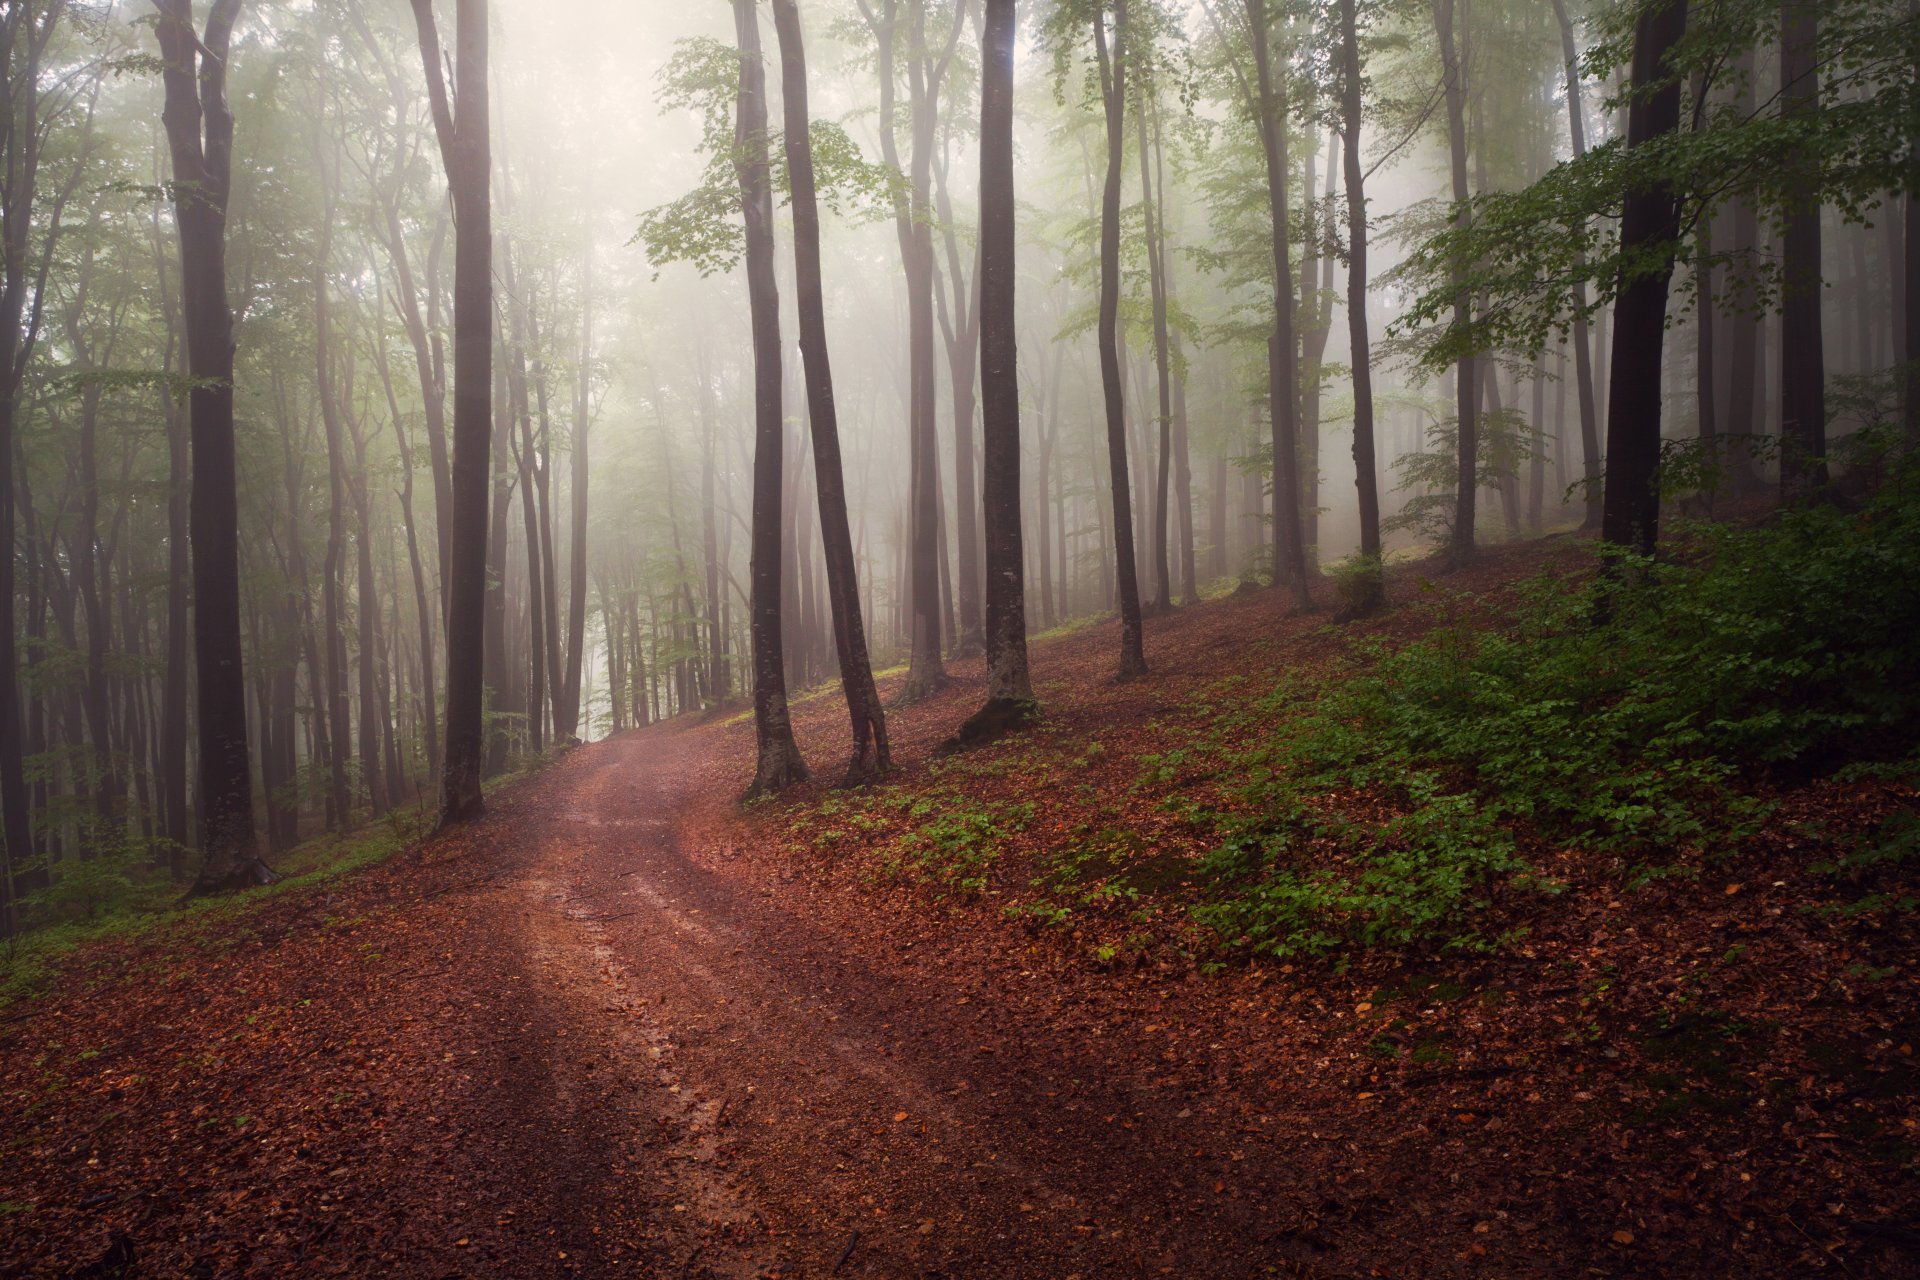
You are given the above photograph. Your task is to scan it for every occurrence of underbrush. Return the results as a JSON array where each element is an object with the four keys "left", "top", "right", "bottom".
[
  {"left": 0, "top": 808, "right": 429, "bottom": 1012},
  {"left": 1168, "top": 460, "right": 1920, "bottom": 957}
]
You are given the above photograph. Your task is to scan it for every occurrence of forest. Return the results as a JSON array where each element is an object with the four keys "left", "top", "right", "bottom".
[{"left": 0, "top": 0, "right": 1916, "bottom": 1275}]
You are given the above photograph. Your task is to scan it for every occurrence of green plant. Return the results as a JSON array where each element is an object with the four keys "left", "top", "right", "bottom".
[{"left": 1180, "top": 459, "right": 1920, "bottom": 957}]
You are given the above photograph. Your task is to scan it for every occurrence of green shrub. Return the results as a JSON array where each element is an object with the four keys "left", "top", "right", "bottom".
[{"left": 1186, "top": 458, "right": 1920, "bottom": 957}]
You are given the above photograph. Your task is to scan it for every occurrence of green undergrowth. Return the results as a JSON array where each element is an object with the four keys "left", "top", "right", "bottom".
[
  {"left": 0, "top": 808, "right": 430, "bottom": 1014},
  {"left": 1157, "top": 458, "right": 1920, "bottom": 958}
]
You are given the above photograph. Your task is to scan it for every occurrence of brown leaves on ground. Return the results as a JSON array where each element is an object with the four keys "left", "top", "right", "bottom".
[{"left": 2, "top": 536, "right": 1916, "bottom": 1278}]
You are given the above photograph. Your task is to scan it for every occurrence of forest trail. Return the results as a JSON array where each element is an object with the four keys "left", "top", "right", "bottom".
[
  {"left": 8, "top": 548, "right": 1914, "bottom": 1279},
  {"left": 487, "top": 724, "right": 1279, "bottom": 1279}
]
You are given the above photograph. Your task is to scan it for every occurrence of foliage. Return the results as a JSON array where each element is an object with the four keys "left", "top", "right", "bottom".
[
  {"left": 1182, "top": 458, "right": 1920, "bottom": 957},
  {"left": 1386, "top": 408, "right": 1542, "bottom": 544},
  {"left": 1393, "top": 0, "right": 1920, "bottom": 366}
]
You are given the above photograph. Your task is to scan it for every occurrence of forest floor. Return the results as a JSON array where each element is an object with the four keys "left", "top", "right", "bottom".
[{"left": 3, "top": 535, "right": 1918, "bottom": 1279}]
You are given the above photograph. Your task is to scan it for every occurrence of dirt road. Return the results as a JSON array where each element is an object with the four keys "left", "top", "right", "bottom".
[{"left": 477, "top": 726, "right": 1290, "bottom": 1278}]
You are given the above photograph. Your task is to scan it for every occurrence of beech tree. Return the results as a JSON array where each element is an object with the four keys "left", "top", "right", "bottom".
[
  {"left": 960, "top": 0, "right": 1036, "bottom": 741},
  {"left": 410, "top": 0, "right": 492, "bottom": 826},
  {"left": 770, "top": 0, "right": 891, "bottom": 782},
  {"left": 155, "top": 0, "right": 273, "bottom": 892},
  {"left": 1092, "top": 0, "right": 1149, "bottom": 677},
  {"left": 734, "top": 0, "right": 807, "bottom": 797}
]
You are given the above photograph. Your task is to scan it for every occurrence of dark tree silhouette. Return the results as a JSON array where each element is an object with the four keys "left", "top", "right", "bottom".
[
  {"left": 1431, "top": 0, "right": 1478, "bottom": 565},
  {"left": 1337, "top": 0, "right": 1383, "bottom": 616},
  {"left": 155, "top": 0, "right": 274, "bottom": 892},
  {"left": 734, "top": 0, "right": 808, "bottom": 798},
  {"left": 1247, "top": 0, "right": 1311, "bottom": 609},
  {"left": 1599, "top": 0, "right": 1687, "bottom": 557},
  {"left": 771, "top": 0, "right": 891, "bottom": 782},
  {"left": 1778, "top": 0, "right": 1828, "bottom": 499},
  {"left": 411, "top": 0, "right": 492, "bottom": 826},
  {"left": 960, "top": 0, "right": 1036, "bottom": 743},
  {"left": 1094, "top": 1, "right": 1148, "bottom": 678},
  {"left": 0, "top": 0, "right": 69, "bottom": 928}
]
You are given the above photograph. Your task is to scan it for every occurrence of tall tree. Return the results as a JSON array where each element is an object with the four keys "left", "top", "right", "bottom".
[
  {"left": 734, "top": 0, "right": 808, "bottom": 797},
  {"left": 961, "top": 0, "right": 1036, "bottom": 741},
  {"left": 1777, "top": 0, "right": 1828, "bottom": 498},
  {"left": 1336, "top": 0, "right": 1382, "bottom": 615},
  {"left": 1598, "top": 0, "right": 1687, "bottom": 557},
  {"left": 771, "top": 0, "right": 891, "bottom": 782},
  {"left": 1095, "top": 0, "right": 1149, "bottom": 676},
  {"left": 859, "top": 0, "right": 960, "bottom": 701},
  {"left": 0, "top": 0, "right": 69, "bottom": 925},
  {"left": 1247, "top": 0, "right": 1312, "bottom": 608},
  {"left": 1431, "top": 0, "right": 1477, "bottom": 565},
  {"left": 410, "top": 0, "right": 491, "bottom": 826},
  {"left": 1548, "top": 0, "right": 1602, "bottom": 528},
  {"left": 155, "top": 0, "right": 273, "bottom": 892},
  {"left": 555, "top": 242, "right": 593, "bottom": 743},
  {"left": 1136, "top": 61, "right": 1175, "bottom": 614}
]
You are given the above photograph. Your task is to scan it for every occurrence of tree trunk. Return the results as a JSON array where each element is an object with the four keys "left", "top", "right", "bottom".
[
  {"left": 1095, "top": 3, "right": 1148, "bottom": 676},
  {"left": 411, "top": 0, "right": 490, "bottom": 825},
  {"left": 156, "top": 0, "right": 271, "bottom": 892},
  {"left": 1599, "top": 0, "right": 1687, "bottom": 557},
  {"left": 733, "top": 0, "right": 809, "bottom": 797},
  {"left": 1248, "top": 0, "right": 1312, "bottom": 609},
  {"left": 860, "top": 0, "right": 957, "bottom": 702},
  {"left": 960, "top": 0, "right": 1036, "bottom": 745},
  {"left": 771, "top": 0, "right": 891, "bottom": 781},
  {"left": 556, "top": 245, "right": 593, "bottom": 742},
  {"left": 1136, "top": 72, "right": 1175, "bottom": 614},
  {"left": 1778, "top": 0, "right": 1828, "bottom": 498},
  {"left": 1338, "top": 0, "right": 1383, "bottom": 615},
  {"left": 1434, "top": 0, "right": 1478, "bottom": 562}
]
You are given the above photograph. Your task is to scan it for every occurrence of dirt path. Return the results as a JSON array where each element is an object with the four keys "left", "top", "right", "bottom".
[
  {"left": 10, "top": 554, "right": 1911, "bottom": 1278},
  {"left": 490, "top": 726, "right": 1286, "bottom": 1279}
]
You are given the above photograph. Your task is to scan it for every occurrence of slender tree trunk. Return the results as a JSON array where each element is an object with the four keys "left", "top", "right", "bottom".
[
  {"left": 1136, "top": 72, "right": 1175, "bottom": 614},
  {"left": 1434, "top": 0, "right": 1478, "bottom": 562},
  {"left": 156, "top": 0, "right": 271, "bottom": 891},
  {"left": 861, "top": 0, "right": 957, "bottom": 701},
  {"left": 1248, "top": 0, "right": 1312, "bottom": 608},
  {"left": 1094, "top": 4, "right": 1148, "bottom": 676},
  {"left": 771, "top": 0, "right": 891, "bottom": 781},
  {"left": 1907, "top": 4, "right": 1920, "bottom": 443},
  {"left": 1338, "top": 0, "right": 1382, "bottom": 614},
  {"left": 315, "top": 250, "right": 356, "bottom": 828},
  {"left": 733, "top": 0, "right": 808, "bottom": 796},
  {"left": 1599, "top": 0, "right": 1687, "bottom": 557},
  {"left": 557, "top": 244, "right": 593, "bottom": 742},
  {"left": 1778, "top": 0, "right": 1828, "bottom": 498},
  {"left": 349, "top": 420, "right": 390, "bottom": 818},
  {"left": 411, "top": 0, "right": 490, "bottom": 825},
  {"left": 961, "top": 0, "right": 1036, "bottom": 743}
]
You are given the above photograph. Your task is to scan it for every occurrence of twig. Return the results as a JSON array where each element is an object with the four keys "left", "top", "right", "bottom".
[
  {"left": 1398, "top": 1064, "right": 1518, "bottom": 1089},
  {"left": 1786, "top": 1212, "right": 1858, "bottom": 1279},
  {"left": 831, "top": 1230, "right": 861, "bottom": 1275}
]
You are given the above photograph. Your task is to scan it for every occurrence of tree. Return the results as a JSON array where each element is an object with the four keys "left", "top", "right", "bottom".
[
  {"left": 857, "top": 0, "right": 961, "bottom": 702},
  {"left": 1335, "top": 0, "right": 1382, "bottom": 615},
  {"left": 0, "top": 0, "right": 70, "bottom": 928},
  {"left": 734, "top": 0, "right": 808, "bottom": 797},
  {"left": 1430, "top": 0, "right": 1477, "bottom": 566},
  {"left": 1548, "top": 0, "right": 1602, "bottom": 528},
  {"left": 1777, "top": 0, "right": 1828, "bottom": 499},
  {"left": 960, "top": 0, "right": 1037, "bottom": 742},
  {"left": 1095, "top": 0, "right": 1149, "bottom": 676},
  {"left": 155, "top": 0, "right": 273, "bottom": 892},
  {"left": 1247, "top": 0, "right": 1312, "bottom": 609},
  {"left": 410, "top": 0, "right": 491, "bottom": 826},
  {"left": 770, "top": 0, "right": 891, "bottom": 782},
  {"left": 1598, "top": 0, "right": 1687, "bottom": 558}
]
